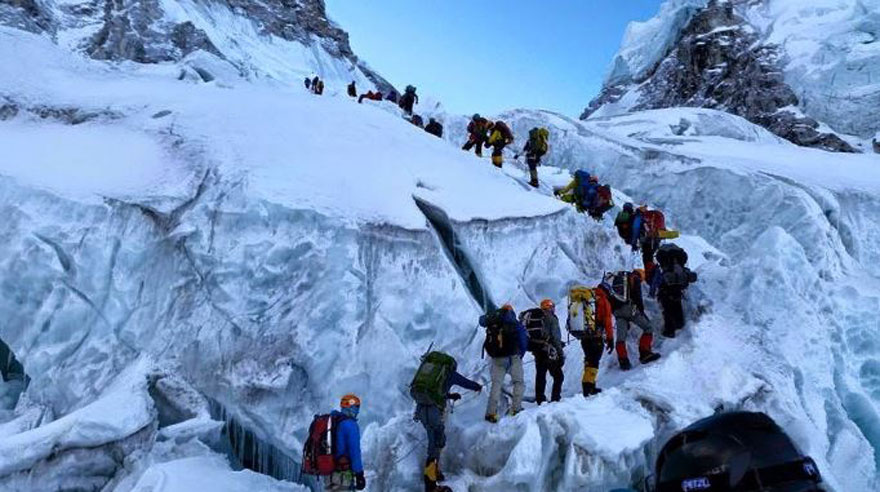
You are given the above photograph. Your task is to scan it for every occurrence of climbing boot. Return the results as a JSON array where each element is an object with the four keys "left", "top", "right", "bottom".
[
  {"left": 529, "top": 179, "right": 539, "bottom": 188},
  {"left": 582, "top": 382, "right": 602, "bottom": 397},
  {"left": 640, "top": 352, "right": 661, "bottom": 364},
  {"left": 618, "top": 358, "right": 632, "bottom": 371},
  {"left": 507, "top": 408, "right": 521, "bottom": 417},
  {"left": 484, "top": 413, "right": 499, "bottom": 424}
]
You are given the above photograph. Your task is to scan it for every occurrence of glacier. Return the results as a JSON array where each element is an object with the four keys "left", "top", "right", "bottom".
[{"left": 0, "top": 13, "right": 879, "bottom": 492}]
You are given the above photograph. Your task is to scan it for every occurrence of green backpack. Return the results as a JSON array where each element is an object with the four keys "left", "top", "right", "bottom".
[
  {"left": 409, "top": 351, "right": 457, "bottom": 408},
  {"left": 529, "top": 127, "right": 549, "bottom": 155}
]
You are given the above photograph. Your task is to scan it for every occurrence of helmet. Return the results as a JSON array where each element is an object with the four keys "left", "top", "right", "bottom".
[
  {"left": 472, "top": 113, "right": 481, "bottom": 121},
  {"left": 589, "top": 175, "right": 599, "bottom": 183},
  {"left": 540, "top": 299, "right": 555, "bottom": 310},
  {"left": 340, "top": 394, "right": 361, "bottom": 408},
  {"left": 638, "top": 204, "right": 649, "bottom": 212},
  {"left": 501, "top": 304, "right": 514, "bottom": 311},
  {"left": 653, "top": 412, "right": 824, "bottom": 492},
  {"left": 623, "top": 202, "right": 634, "bottom": 212}
]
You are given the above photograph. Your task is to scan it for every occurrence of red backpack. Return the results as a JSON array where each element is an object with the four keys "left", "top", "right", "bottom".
[
  {"left": 301, "top": 414, "right": 348, "bottom": 476},
  {"left": 643, "top": 210, "right": 666, "bottom": 237}
]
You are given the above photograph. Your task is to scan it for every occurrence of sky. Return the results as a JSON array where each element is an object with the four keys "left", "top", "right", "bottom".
[{"left": 325, "top": 0, "right": 664, "bottom": 118}]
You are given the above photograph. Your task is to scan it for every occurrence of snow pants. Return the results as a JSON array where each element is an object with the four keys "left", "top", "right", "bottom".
[
  {"left": 527, "top": 157, "right": 540, "bottom": 187},
  {"left": 534, "top": 353, "right": 564, "bottom": 403},
  {"left": 488, "top": 142, "right": 507, "bottom": 167},
  {"left": 415, "top": 404, "right": 446, "bottom": 460},
  {"left": 659, "top": 291, "right": 685, "bottom": 336},
  {"left": 487, "top": 355, "right": 524, "bottom": 416},
  {"left": 462, "top": 136, "right": 486, "bottom": 157},
  {"left": 614, "top": 306, "right": 654, "bottom": 361},
  {"left": 324, "top": 471, "right": 355, "bottom": 491},
  {"left": 580, "top": 336, "right": 604, "bottom": 386},
  {"left": 640, "top": 237, "right": 661, "bottom": 276}
]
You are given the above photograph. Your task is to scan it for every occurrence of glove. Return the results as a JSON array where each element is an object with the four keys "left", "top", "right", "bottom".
[
  {"left": 448, "top": 392, "right": 462, "bottom": 401},
  {"left": 605, "top": 340, "right": 614, "bottom": 354},
  {"left": 355, "top": 471, "right": 366, "bottom": 490},
  {"left": 476, "top": 383, "right": 483, "bottom": 393}
]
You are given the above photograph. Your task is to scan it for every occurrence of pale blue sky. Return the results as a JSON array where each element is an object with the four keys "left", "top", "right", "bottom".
[{"left": 325, "top": 1, "right": 663, "bottom": 117}]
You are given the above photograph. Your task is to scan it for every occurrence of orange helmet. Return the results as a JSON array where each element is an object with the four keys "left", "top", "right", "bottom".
[
  {"left": 340, "top": 394, "right": 361, "bottom": 408},
  {"left": 540, "top": 299, "right": 555, "bottom": 310},
  {"left": 501, "top": 303, "right": 514, "bottom": 311}
]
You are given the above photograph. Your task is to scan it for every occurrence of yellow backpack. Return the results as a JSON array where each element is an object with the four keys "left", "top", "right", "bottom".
[{"left": 567, "top": 285, "right": 597, "bottom": 339}]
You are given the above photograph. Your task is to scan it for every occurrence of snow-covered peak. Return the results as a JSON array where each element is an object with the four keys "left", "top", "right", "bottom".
[
  {"left": 0, "top": 0, "right": 394, "bottom": 93},
  {"left": 587, "top": 0, "right": 880, "bottom": 150}
]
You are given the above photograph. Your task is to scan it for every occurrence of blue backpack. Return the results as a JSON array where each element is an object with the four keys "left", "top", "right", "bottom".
[{"left": 574, "top": 171, "right": 597, "bottom": 208}]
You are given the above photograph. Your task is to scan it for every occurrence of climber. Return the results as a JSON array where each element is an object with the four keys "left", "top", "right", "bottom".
[
  {"left": 411, "top": 114, "right": 425, "bottom": 128},
  {"left": 316, "top": 79, "right": 325, "bottom": 95},
  {"left": 651, "top": 243, "right": 697, "bottom": 338},
  {"left": 462, "top": 114, "right": 493, "bottom": 157},
  {"left": 554, "top": 171, "right": 612, "bottom": 218},
  {"left": 347, "top": 81, "right": 357, "bottom": 98},
  {"left": 357, "top": 91, "right": 382, "bottom": 104},
  {"left": 631, "top": 206, "right": 675, "bottom": 277},
  {"left": 480, "top": 304, "right": 528, "bottom": 423},
  {"left": 520, "top": 299, "right": 565, "bottom": 404},
  {"left": 486, "top": 119, "right": 514, "bottom": 168},
  {"left": 425, "top": 118, "right": 444, "bottom": 138},
  {"left": 516, "top": 127, "right": 549, "bottom": 187},
  {"left": 399, "top": 85, "right": 419, "bottom": 115},
  {"left": 304, "top": 77, "right": 312, "bottom": 90},
  {"left": 652, "top": 412, "right": 824, "bottom": 492},
  {"left": 410, "top": 352, "right": 482, "bottom": 492},
  {"left": 615, "top": 203, "right": 636, "bottom": 244},
  {"left": 601, "top": 270, "right": 659, "bottom": 371},
  {"left": 566, "top": 285, "right": 614, "bottom": 396},
  {"left": 324, "top": 394, "right": 366, "bottom": 491}
]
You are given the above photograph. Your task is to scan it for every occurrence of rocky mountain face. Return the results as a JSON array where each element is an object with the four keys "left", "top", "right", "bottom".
[
  {"left": 0, "top": 0, "right": 394, "bottom": 92},
  {"left": 583, "top": 0, "right": 869, "bottom": 153}
]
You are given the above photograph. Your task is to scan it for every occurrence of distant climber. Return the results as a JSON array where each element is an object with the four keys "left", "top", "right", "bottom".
[
  {"left": 358, "top": 91, "right": 383, "bottom": 104},
  {"left": 411, "top": 114, "right": 424, "bottom": 128},
  {"left": 554, "top": 171, "right": 613, "bottom": 219},
  {"left": 872, "top": 137, "right": 880, "bottom": 154},
  {"left": 651, "top": 244, "right": 697, "bottom": 338},
  {"left": 310, "top": 76, "right": 324, "bottom": 95},
  {"left": 614, "top": 203, "right": 636, "bottom": 243},
  {"left": 516, "top": 127, "right": 549, "bottom": 187},
  {"left": 410, "top": 352, "right": 481, "bottom": 492},
  {"left": 301, "top": 394, "right": 366, "bottom": 491},
  {"left": 399, "top": 85, "right": 419, "bottom": 115},
  {"left": 425, "top": 118, "right": 443, "bottom": 138},
  {"left": 386, "top": 91, "right": 399, "bottom": 103},
  {"left": 520, "top": 299, "right": 564, "bottom": 404},
  {"left": 566, "top": 285, "right": 614, "bottom": 396},
  {"left": 304, "top": 77, "right": 312, "bottom": 90},
  {"left": 601, "top": 270, "right": 659, "bottom": 371},
  {"left": 347, "top": 81, "right": 357, "bottom": 98},
  {"left": 486, "top": 120, "right": 514, "bottom": 168},
  {"left": 480, "top": 305, "right": 528, "bottom": 423},
  {"left": 631, "top": 206, "right": 678, "bottom": 278},
  {"left": 462, "top": 114, "right": 493, "bottom": 157}
]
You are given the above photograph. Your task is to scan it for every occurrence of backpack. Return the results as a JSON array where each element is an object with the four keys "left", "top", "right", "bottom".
[
  {"left": 566, "top": 286, "right": 598, "bottom": 339},
  {"left": 409, "top": 351, "right": 457, "bottom": 408},
  {"left": 482, "top": 309, "right": 519, "bottom": 358},
  {"left": 603, "top": 271, "right": 630, "bottom": 304},
  {"left": 519, "top": 308, "right": 548, "bottom": 353},
  {"left": 529, "top": 127, "right": 549, "bottom": 155},
  {"left": 662, "top": 264, "right": 691, "bottom": 289},
  {"left": 302, "top": 413, "right": 350, "bottom": 476},
  {"left": 642, "top": 210, "right": 667, "bottom": 237},
  {"left": 656, "top": 244, "right": 689, "bottom": 271}
]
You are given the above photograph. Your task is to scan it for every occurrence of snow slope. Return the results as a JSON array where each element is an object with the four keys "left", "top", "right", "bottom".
[{"left": 1, "top": 19, "right": 880, "bottom": 492}]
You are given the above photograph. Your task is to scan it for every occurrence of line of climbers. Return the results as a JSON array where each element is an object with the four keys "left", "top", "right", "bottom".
[{"left": 462, "top": 114, "right": 551, "bottom": 188}]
